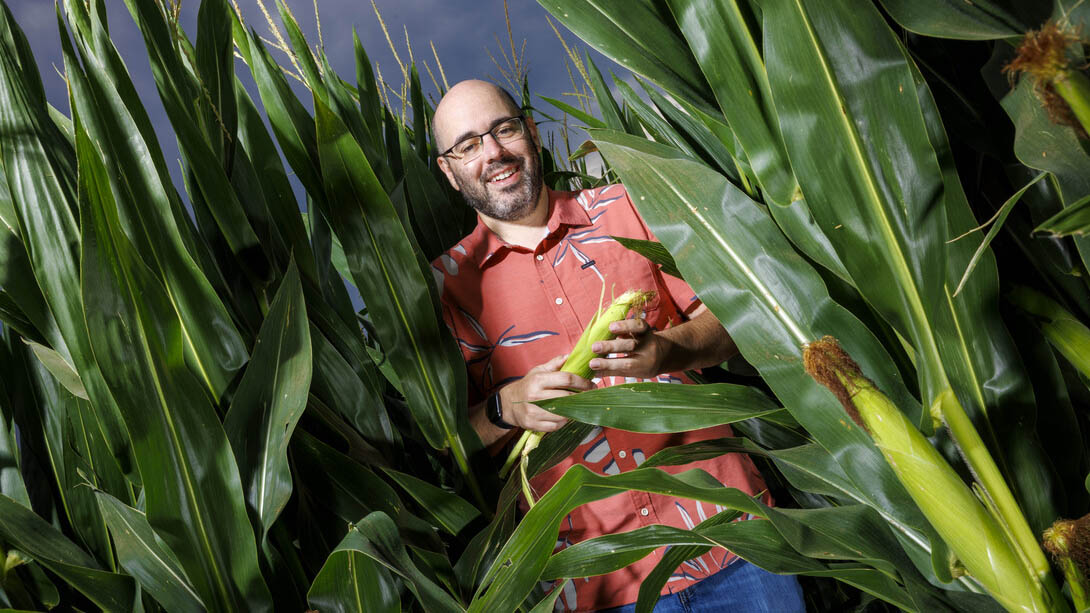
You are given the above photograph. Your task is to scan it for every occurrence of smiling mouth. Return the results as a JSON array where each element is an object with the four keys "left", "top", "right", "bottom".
[{"left": 487, "top": 165, "right": 519, "bottom": 184}]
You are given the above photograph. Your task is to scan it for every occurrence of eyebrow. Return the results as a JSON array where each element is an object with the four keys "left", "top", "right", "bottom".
[{"left": 448, "top": 115, "right": 518, "bottom": 149}]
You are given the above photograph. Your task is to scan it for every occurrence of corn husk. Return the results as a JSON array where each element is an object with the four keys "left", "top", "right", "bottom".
[
  {"left": 804, "top": 337, "right": 1050, "bottom": 613},
  {"left": 503, "top": 289, "right": 655, "bottom": 506}
]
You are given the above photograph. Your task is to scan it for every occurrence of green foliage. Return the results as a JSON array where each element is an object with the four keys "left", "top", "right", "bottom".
[{"left": 0, "top": 0, "right": 1088, "bottom": 611}]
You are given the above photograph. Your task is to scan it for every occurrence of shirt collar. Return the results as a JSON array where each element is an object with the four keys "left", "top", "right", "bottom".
[{"left": 463, "top": 187, "right": 592, "bottom": 268}]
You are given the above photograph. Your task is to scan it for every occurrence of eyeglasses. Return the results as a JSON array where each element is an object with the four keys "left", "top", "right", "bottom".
[{"left": 440, "top": 115, "right": 528, "bottom": 162}]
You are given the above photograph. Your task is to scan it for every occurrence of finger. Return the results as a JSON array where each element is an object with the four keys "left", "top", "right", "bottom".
[
  {"left": 530, "top": 416, "right": 568, "bottom": 432},
  {"left": 592, "top": 337, "right": 638, "bottom": 355},
  {"left": 608, "top": 318, "right": 649, "bottom": 336},
  {"left": 528, "top": 353, "right": 570, "bottom": 374},
  {"left": 534, "top": 371, "right": 595, "bottom": 392},
  {"left": 589, "top": 356, "right": 641, "bottom": 376}
]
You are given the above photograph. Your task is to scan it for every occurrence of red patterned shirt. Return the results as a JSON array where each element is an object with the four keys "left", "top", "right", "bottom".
[{"left": 433, "top": 185, "right": 768, "bottom": 612}]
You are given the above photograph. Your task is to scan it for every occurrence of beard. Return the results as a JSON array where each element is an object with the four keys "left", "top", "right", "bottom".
[{"left": 453, "top": 149, "right": 543, "bottom": 222}]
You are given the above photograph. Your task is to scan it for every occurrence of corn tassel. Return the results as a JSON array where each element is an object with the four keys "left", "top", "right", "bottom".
[
  {"left": 502, "top": 289, "right": 654, "bottom": 507},
  {"left": 804, "top": 337, "right": 1053, "bottom": 613}
]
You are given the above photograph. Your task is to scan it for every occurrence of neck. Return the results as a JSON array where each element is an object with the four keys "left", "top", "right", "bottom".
[{"left": 480, "top": 186, "right": 550, "bottom": 248}]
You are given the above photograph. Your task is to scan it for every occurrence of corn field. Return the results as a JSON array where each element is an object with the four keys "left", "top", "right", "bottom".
[{"left": 1, "top": 0, "right": 1089, "bottom": 611}]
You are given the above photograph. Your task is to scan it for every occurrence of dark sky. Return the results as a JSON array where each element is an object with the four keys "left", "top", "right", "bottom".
[{"left": 8, "top": 0, "right": 619, "bottom": 195}]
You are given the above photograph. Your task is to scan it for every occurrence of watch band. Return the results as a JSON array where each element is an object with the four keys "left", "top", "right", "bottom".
[{"left": 486, "top": 393, "right": 514, "bottom": 429}]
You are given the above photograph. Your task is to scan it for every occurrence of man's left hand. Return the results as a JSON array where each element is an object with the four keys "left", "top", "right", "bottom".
[{"left": 588, "top": 318, "right": 668, "bottom": 379}]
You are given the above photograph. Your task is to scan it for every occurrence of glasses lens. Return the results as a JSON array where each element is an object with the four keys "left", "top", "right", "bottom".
[
  {"left": 452, "top": 137, "right": 483, "bottom": 159},
  {"left": 492, "top": 117, "right": 524, "bottom": 142}
]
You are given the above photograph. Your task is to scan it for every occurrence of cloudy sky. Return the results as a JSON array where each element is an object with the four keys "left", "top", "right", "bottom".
[{"left": 7, "top": 0, "right": 617, "bottom": 192}]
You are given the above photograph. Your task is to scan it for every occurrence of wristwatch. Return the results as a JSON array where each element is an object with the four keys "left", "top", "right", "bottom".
[{"left": 486, "top": 393, "right": 514, "bottom": 429}]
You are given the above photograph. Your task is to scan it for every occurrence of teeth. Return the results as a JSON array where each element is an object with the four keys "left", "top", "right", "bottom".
[{"left": 489, "top": 168, "right": 516, "bottom": 183}]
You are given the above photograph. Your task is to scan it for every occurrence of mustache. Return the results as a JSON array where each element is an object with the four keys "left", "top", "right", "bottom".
[{"left": 482, "top": 156, "right": 522, "bottom": 180}]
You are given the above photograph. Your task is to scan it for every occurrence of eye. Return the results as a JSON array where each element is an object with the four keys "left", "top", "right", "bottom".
[
  {"left": 494, "top": 121, "right": 520, "bottom": 139},
  {"left": 454, "top": 138, "right": 481, "bottom": 157}
]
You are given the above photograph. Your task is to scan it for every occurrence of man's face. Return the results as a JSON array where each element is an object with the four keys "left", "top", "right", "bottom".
[{"left": 435, "top": 85, "right": 543, "bottom": 222}]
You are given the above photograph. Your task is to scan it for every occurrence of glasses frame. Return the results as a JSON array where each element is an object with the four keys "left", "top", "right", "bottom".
[{"left": 440, "top": 115, "right": 528, "bottom": 162}]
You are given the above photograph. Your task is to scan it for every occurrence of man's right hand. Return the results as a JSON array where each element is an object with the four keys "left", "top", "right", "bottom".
[{"left": 499, "top": 354, "right": 594, "bottom": 432}]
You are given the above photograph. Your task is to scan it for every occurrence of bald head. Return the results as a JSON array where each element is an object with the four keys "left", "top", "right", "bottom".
[{"left": 433, "top": 80, "right": 522, "bottom": 152}]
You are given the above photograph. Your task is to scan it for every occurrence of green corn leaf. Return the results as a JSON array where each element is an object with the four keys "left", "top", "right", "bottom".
[
  {"left": 313, "top": 93, "right": 484, "bottom": 508},
  {"left": 529, "top": 579, "right": 568, "bottom": 613},
  {"left": 537, "top": 382, "right": 780, "bottom": 432},
  {"left": 119, "top": 0, "right": 269, "bottom": 286},
  {"left": 60, "top": 0, "right": 248, "bottom": 401},
  {"left": 324, "top": 516, "right": 463, "bottom": 613},
  {"left": 234, "top": 80, "right": 317, "bottom": 278},
  {"left": 0, "top": 494, "right": 134, "bottom": 612},
  {"left": 399, "top": 127, "right": 465, "bottom": 261},
  {"left": 23, "top": 340, "right": 86, "bottom": 401},
  {"left": 666, "top": 0, "right": 798, "bottom": 206},
  {"left": 638, "top": 437, "right": 769, "bottom": 469},
  {"left": 380, "top": 467, "right": 480, "bottom": 536},
  {"left": 539, "top": 95, "right": 606, "bottom": 129},
  {"left": 877, "top": 0, "right": 1029, "bottom": 39},
  {"left": 94, "top": 492, "right": 205, "bottom": 613},
  {"left": 611, "top": 236, "right": 682, "bottom": 279},
  {"left": 470, "top": 466, "right": 921, "bottom": 612},
  {"left": 763, "top": 0, "right": 953, "bottom": 414},
  {"left": 232, "top": 18, "right": 324, "bottom": 198},
  {"left": 584, "top": 54, "right": 626, "bottom": 132},
  {"left": 1034, "top": 192, "right": 1090, "bottom": 237},
  {"left": 612, "top": 76, "right": 697, "bottom": 157},
  {"left": 539, "top": 0, "right": 717, "bottom": 116},
  {"left": 77, "top": 117, "right": 271, "bottom": 611},
  {"left": 952, "top": 171, "right": 1047, "bottom": 296},
  {"left": 353, "top": 31, "right": 385, "bottom": 152},
  {"left": 307, "top": 538, "right": 400, "bottom": 613},
  {"left": 1, "top": 1, "right": 136, "bottom": 480},
  {"left": 194, "top": 0, "right": 237, "bottom": 162},
  {"left": 590, "top": 132, "right": 930, "bottom": 543},
  {"left": 224, "top": 260, "right": 312, "bottom": 540}
]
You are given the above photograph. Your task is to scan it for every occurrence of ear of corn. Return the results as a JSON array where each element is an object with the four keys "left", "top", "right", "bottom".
[
  {"left": 1043, "top": 516, "right": 1090, "bottom": 611},
  {"left": 804, "top": 337, "right": 1053, "bottom": 613},
  {"left": 502, "top": 289, "right": 655, "bottom": 506}
]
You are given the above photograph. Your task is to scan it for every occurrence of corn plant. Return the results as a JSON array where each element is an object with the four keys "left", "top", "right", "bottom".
[{"left": 3, "top": 0, "right": 1090, "bottom": 612}]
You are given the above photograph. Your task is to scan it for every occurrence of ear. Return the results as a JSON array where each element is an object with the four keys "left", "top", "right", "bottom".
[
  {"left": 437, "top": 156, "right": 461, "bottom": 191},
  {"left": 526, "top": 115, "right": 543, "bottom": 150}
]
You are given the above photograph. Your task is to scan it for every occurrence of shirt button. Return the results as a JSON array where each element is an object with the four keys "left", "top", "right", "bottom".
[
  {"left": 640, "top": 508, "right": 649, "bottom": 517},
  {"left": 536, "top": 254, "right": 544, "bottom": 261},
  {"left": 618, "top": 450, "right": 627, "bottom": 459},
  {"left": 555, "top": 297, "right": 563, "bottom": 305}
]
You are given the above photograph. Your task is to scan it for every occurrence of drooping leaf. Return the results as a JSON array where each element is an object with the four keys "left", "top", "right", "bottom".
[
  {"left": 877, "top": 0, "right": 1034, "bottom": 40},
  {"left": 23, "top": 340, "right": 86, "bottom": 400},
  {"left": 1034, "top": 192, "right": 1090, "bottom": 237},
  {"left": 537, "top": 382, "right": 780, "bottom": 433},
  {"left": 0, "top": 494, "right": 134, "bottom": 612},
  {"left": 352, "top": 513, "right": 465, "bottom": 613},
  {"left": 380, "top": 467, "right": 480, "bottom": 536},
  {"left": 307, "top": 537, "right": 400, "bottom": 613},
  {"left": 611, "top": 236, "right": 682, "bottom": 279}
]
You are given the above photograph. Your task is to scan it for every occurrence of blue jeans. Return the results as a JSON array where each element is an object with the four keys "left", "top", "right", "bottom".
[{"left": 597, "top": 560, "right": 805, "bottom": 613}]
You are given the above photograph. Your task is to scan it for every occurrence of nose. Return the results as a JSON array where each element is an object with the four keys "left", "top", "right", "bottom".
[{"left": 479, "top": 131, "right": 510, "bottom": 164}]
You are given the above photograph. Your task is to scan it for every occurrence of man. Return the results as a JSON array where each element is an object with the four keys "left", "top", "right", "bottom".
[{"left": 431, "top": 80, "right": 804, "bottom": 613}]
